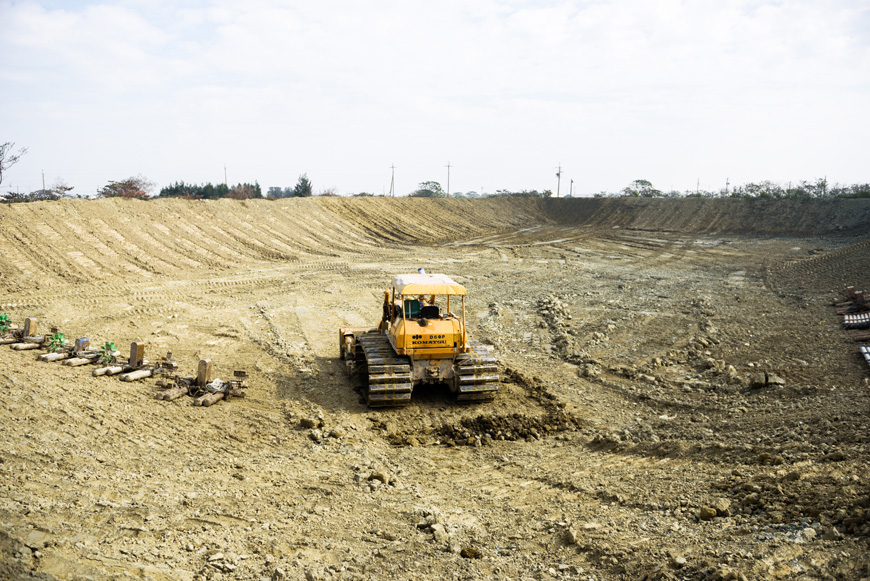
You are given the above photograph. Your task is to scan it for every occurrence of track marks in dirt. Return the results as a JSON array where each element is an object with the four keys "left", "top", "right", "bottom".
[
  {"left": 0, "top": 198, "right": 548, "bottom": 292},
  {"left": 765, "top": 239, "right": 870, "bottom": 298}
]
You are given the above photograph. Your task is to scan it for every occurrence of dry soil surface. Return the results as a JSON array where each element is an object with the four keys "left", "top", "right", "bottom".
[{"left": 0, "top": 197, "right": 868, "bottom": 581}]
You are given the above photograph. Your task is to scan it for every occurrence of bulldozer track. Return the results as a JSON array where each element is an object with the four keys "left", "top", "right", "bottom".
[
  {"left": 454, "top": 340, "right": 500, "bottom": 401},
  {"left": 353, "top": 334, "right": 500, "bottom": 406},
  {"left": 356, "top": 333, "right": 413, "bottom": 407}
]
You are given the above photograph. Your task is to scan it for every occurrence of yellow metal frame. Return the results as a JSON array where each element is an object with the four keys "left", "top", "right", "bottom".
[{"left": 389, "top": 282, "right": 468, "bottom": 356}]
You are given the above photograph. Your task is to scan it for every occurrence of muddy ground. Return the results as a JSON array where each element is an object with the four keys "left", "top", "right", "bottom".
[{"left": 0, "top": 197, "right": 868, "bottom": 581}]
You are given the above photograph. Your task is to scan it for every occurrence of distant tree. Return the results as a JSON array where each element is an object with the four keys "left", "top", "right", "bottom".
[
  {"left": 227, "top": 184, "right": 257, "bottom": 199},
  {"left": 31, "top": 189, "right": 61, "bottom": 201},
  {"left": 2, "top": 190, "right": 54, "bottom": 203},
  {"left": 197, "top": 182, "right": 226, "bottom": 199},
  {"left": 212, "top": 183, "right": 230, "bottom": 199},
  {"left": 353, "top": 192, "right": 375, "bottom": 197},
  {"left": 731, "top": 181, "right": 784, "bottom": 199},
  {"left": 794, "top": 178, "right": 828, "bottom": 198},
  {"left": 622, "top": 179, "right": 661, "bottom": 197},
  {"left": 161, "top": 181, "right": 260, "bottom": 199},
  {"left": 0, "top": 142, "right": 28, "bottom": 187},
  {"left": 411, "top": 181, "right": 445, "bottom": 197},
  {"left": 317, "top": 187, "right": 339, "bottom": 196},
  {"left": 491, "top": 189, "right": 545, "bottom": 198},
  {"left": 293, "top": 174, "right": 313, "bottom": 197},
  {"left": 159, "top": 181, "right": 199, "bottom": 198},
  {"left": 1, "top": 177, "right": 76, "bottom": 203},
  {"left": 97, "top": 175, "right": 154, "bottom": 199},
  {"left": 51, "top": 179, "right": 74, "bottom": 198},
  {"left": 1, "top": 191, "right": 28, "bottom": 203},
  {"left": 265, "top": 186, "right": 296, "bottom": 198},
  {"left": 832, "top": 183, "right": 870, "bottom": 198}
]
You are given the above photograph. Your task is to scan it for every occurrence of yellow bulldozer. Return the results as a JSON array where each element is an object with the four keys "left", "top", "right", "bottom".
[{"left": 339, "top": 273, "right": 499, "bottom": 407}]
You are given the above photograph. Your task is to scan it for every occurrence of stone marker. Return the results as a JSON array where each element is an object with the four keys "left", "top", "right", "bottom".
[
  {"left": 197, "top": 359, "right": 212, "bottom": 388},
  {"left": 130, "top": 342, "right": 145, "bottom": 368},
  {"left": 23, "top": 318, "right": 37, "bottom": 337}
]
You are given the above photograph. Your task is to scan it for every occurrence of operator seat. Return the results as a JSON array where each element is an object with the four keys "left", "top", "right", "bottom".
[{"left": 420, "top": 305, "right": 440, "bottom": 319}]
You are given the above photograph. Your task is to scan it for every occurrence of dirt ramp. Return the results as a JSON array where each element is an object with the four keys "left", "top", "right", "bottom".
[{"left": 543, "top": 197, "right": 870, "bottom": 236}]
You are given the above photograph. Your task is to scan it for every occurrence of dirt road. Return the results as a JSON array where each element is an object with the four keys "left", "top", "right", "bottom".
[{"left": 1, "top": 197, "right": 868, "bottom": 580}]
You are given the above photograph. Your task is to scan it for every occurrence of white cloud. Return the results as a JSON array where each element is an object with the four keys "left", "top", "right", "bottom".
[{"left": 1, "top": 0, "right": 867, "bottom": 196}]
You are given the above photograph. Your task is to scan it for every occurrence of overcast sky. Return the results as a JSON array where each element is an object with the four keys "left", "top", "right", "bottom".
[{"left": 1, "top": 0, "right": 868, "bottom": 197}]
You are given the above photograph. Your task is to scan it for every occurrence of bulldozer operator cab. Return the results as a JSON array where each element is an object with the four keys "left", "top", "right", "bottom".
[{"left": 383, "top": 273, "right": 468, "bottom": 357}]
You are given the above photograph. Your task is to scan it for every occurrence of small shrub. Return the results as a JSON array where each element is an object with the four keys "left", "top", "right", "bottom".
[
  {"left": 48, "top": 332, "right": 67, "bottom": 353},
  {"left": 99, "top": 341, "right": 116, "bottom": 365}
]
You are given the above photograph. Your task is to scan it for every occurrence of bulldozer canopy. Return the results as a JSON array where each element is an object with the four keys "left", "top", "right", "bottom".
[{"left": 392, "top": 273, "right": 467, "bottom": 296}]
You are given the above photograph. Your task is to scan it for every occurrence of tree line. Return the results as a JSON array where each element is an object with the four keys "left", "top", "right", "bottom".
[
  {"left": 2, "top": 142, "right": 867, "bottom": 202},
  {"left": 608, "top": 178, "right": 870, "bottom": 199},
  {"left": 409, "top": 178, "right": 870, "bottom": 199},
  {"left": 158, "top": 180, "right": 262, "bottom": 200}
]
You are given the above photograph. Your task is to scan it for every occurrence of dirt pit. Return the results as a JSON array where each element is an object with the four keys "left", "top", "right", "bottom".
[{"left": 0, "top": 197, "right": 868, "bottom": 580}]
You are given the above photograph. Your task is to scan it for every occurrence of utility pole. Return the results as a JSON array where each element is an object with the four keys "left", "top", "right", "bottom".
[
  {"left": 224, "top": 164, "right": 228, "bottom": 187},
  {"left": 556, "top": 164, "right": 562, "bottom": 198},
  {"left": 725, "top": 178, "right": 730, "bottom": 197},
  {"left": 42, "top": 170, "right": 45, "bottom": 193},
  {"left": 570, "top": 179, "right": 574, "bottom": 198},
  {"left": 389, "top": 164, "right": 395, "bottom": 197},
  {"left": 445, "top": 162, "right": 451, "bottom": 198}
]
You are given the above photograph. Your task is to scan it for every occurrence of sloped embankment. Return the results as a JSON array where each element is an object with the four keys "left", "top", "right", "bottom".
[
  {"left": 1, "top": 196, "right": 867, "bottom": 292},
  {"left": 0, "top": 197, "right": 544, "bottom": 289},
  {"left": 542, "top": 197, "right": 870, "bottom": 236}
]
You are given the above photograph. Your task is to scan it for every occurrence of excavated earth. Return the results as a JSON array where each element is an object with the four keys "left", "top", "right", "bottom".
[{"left": 0, "top": 197, "right": 868, "bottom": 581}]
